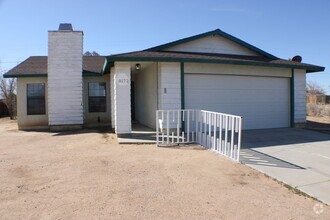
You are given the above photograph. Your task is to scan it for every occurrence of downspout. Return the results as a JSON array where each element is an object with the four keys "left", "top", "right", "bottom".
[
  {"left": 290, "top": 68, "right": 295, "bottom": 128},
  {"left": 180, "top": 62, "right": 185, "bottom": 110},
  {"left": 181, "top": 62, "right": 185, "bottom": 131}
]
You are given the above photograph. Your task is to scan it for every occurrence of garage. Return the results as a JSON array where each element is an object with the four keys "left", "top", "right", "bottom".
[{"left": 184, "top": 74, "right": 290, "bottom": 130}]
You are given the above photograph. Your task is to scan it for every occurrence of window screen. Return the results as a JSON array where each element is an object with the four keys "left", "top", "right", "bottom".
[
  {"left": 88, "top": 82, "right": 106, "bottom": 112},
  {"left": 27, "top": 83, "right": 45, "bottom": 115}
]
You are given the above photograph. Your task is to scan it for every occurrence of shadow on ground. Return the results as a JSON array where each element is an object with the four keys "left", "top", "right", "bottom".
[
  {"left": 240, "top": 148, "right": 305, "bottom": 169},
  {"left": 242, "top": 128, "right": 330, "bottom": 149}
]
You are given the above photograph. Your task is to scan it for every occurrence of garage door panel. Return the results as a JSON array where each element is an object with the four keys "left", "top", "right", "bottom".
[{"left": 185, "top": 74, "right": 290, "bottom": 130}]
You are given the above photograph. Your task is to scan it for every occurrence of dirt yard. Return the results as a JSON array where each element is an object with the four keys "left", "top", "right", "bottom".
[
  {"left": 307, "top": 116, "right": 330, "bottom": 125},
  {"left": 0, "top": 118, "right": 328, "bottom": 219}
]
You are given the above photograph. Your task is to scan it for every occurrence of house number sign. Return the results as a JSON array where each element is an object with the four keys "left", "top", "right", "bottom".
[{"left": 116, "top": 73, "right": 129, "bottom": 86}]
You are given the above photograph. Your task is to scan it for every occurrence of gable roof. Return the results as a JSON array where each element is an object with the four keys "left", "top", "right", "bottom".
[
  {"left": 146, "top": 29, "right": 278, "bottom": 59},
  {"left": 3, "top": 56, "right": 106, "bottom": 78},
  {"left": 105, "top": 51, "right": 325, "bottom": 73}
]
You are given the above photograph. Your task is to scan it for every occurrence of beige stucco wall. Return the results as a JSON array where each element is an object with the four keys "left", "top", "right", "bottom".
[
  {"left": 17, "top": 77, "right": 48, "bottom": 129},
  {"left": 83, "top": 75, "right": 111, "bottom": 125},
  {"left": 135, "top": 63, "right": 157, "bottom": 129},
  {"left": 164, "top": 35, "right": 260, "bottom": 56}
]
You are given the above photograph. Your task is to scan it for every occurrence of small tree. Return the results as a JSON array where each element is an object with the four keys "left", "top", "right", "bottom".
[
  {"left": 84, "top": 51, "right": 100, "bottom": 56},
  {"left": 0, "top": 77, "right": 17, "bottom": 119},
  {"left": 306, "top": 81, "right": 325, "bottom": 95}
]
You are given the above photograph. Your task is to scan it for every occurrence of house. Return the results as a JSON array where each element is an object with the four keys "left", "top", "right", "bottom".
[
  {"left": 307, "top": 94, "right": 330, "bottom": 105},
  {"left": 4, "top": 23, "right": 325, "bottom": 133}
]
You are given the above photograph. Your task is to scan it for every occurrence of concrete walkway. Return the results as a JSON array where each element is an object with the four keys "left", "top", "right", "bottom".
[
  {"left": 117, "top": 123, "right": 156, "bottom": 144},
  {"left": 240, "top": 128, "right": 330, "bottom": 205}
]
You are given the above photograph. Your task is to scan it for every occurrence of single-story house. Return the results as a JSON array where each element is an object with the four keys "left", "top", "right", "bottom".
[{"left": 4, "top": 23, "right": 325, "bottom": 133}]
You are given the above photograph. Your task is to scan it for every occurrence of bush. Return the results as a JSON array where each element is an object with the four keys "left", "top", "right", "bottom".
[
  {"left": 307, "top": 104, "right": 330, "bottom": 117},
  {"left": 320, "top": 105, "right": 330, "bottom": 117}
]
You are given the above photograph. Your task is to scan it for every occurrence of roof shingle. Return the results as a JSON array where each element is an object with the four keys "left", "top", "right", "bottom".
[
  {"left": 4, "top": 56, "right": 106, "bottom": 78},
  {"left": 106, "top": 51, "right": 324, "bottom": 73}
]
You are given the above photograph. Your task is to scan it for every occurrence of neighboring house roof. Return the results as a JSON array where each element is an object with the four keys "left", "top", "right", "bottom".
[
  {"left": 4, "top": 56, "right": 106, "bottom": 78},
  {"left": 146, "top": 29, "right": 278, "bottom": 59},
  {"left": 105, "top": 51, "right": 325, "bottom": 73}
]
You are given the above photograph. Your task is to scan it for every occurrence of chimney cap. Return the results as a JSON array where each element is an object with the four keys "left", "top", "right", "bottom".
[{"left": 58, "top": 23, "right": 73, "bottom": 31}]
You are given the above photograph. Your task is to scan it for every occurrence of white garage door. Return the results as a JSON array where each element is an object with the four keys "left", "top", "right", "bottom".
[{"left": 185, "top": 74, "right": 290, "bottom": 130}]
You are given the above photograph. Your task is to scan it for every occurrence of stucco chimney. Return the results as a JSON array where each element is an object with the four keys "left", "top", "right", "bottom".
[{"left": 47, "top": 23, "right": 84, "bottom": 130}]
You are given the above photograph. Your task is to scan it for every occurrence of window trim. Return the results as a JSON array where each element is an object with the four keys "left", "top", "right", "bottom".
[
  {"left": 88, "top": 82, "right": 106, "bottom": 113},
  {"left": 26, "top": 83, "right": 46, "bottom": 115}
]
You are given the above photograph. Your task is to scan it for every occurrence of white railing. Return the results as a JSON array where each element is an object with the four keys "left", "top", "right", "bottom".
[{"left": 156, "top": 109, "right": 242, "bottom": 162}]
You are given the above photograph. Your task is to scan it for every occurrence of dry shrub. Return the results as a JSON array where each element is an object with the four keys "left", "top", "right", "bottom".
[
  {"left": 321, "top": 105, "right": 330, "bottom": 117},
  {"left": 307, "top": 104, "right": 330, "bottom": 117}
]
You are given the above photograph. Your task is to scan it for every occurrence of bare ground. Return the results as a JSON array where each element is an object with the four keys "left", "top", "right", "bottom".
[
  {"left": 307, "top": 116, "right": 330, "bottom": 135},
  {"left": 0, "top": 117, "right": 329, "bottom": 219},
  {"left": 307, "top": 116, "right": 330, "bottom": 125}
]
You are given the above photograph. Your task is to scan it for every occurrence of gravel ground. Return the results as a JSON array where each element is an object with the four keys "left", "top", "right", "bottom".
[{"left": 0, "top": 117, "right": 329, "bottom": 219}]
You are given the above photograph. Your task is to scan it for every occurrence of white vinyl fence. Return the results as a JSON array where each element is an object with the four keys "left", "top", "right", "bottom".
[{"left": 156, "top": 109, "right": 242, "bottom": 162}]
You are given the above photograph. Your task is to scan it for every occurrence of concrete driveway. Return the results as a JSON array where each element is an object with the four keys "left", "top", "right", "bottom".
[{"left": 240, "top": 128, "right": 330, "bottom": 205}]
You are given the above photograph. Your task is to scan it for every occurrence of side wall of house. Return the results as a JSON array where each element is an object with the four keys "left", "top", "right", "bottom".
[
  {"left": 158, "top": 62, "right": 181, "bottom": 110},
  {"left": 135, "top": 63, "right": 157, "bottom": 129},
  {"left": 83, "top": 75, "right": 111, "bottom": 125},
  {"left": 17, "top": 77, "right": 48, "bottom": 129},
  {"left": 294, "top": 69, "right": 307, "bottom": 124}
]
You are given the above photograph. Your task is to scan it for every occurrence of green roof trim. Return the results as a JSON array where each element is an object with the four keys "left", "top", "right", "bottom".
[
  {"left": 3, "top": 74, "right": 47, "bottom": 78},
  {"left": 4, "top": 72, "right": 104, "bottom": 78},
  {"left": 146, "top": 29, "right": 278, "bottom": 59},
  {"left": 82, "top": 71, "right": 104, "bottom": 77},
  {"left": 105, "top": 56, "right": 324, "bottom": 73},
  {"left": 103, "top": 61, "right": 113, "bottom": 75}
]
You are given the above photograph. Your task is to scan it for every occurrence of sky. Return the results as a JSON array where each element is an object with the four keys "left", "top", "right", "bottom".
[{"left": 0, "top": 0, "right": 329, "bottom": 94}]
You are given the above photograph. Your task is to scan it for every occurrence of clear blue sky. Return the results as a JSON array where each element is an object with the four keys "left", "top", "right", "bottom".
[{"left": 0, "top": 0, "right": 329, "bottom": 93}]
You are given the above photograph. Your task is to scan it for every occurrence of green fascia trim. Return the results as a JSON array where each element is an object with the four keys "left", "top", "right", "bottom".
[
  {"left": 146, "top": 29, "right": 278, "bottom": 59},
  {"left": 181, "top": 63, "right": 185, "bottom": 110},
  {"left": 3, "top": 74, "right": 47, "bottom": 78},
  {"left": 4, "top": 72, "right": 104, "bottom": 78},
  {"left": 100, "top": 59, "right": 108, "bottom": 75},
  {"left": 106, "top": 56, "right": 325, "bottom": 73},
  {"left": 82, "top": 72, "right": 104, "bottom": 77},
  {"left": 290, "top": 69, "right": 295, "bottom": 127},
  {"left": 103, "top": 59, "right": 114, "bottom": 75}
]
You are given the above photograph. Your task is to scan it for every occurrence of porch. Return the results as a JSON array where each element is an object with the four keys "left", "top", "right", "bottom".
[
  {"left": 117, "top": 123, "right": 157, "bottom": 144},
  {"left": 110, "top": 61, "right": 181, "bottom": 134},
  {"left": 117, "top": 109, "right": 243, "bottom": 162}
]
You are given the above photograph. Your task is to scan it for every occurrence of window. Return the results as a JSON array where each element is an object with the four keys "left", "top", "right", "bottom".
[
  {"left": 88, "top": 82, "right": 106, "bottom": 112},
  {"left": 27, "top": 83, "right": 45, "bottom": 115}
]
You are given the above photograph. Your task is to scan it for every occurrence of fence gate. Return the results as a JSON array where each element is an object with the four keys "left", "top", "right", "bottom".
[{"left": 156, "top": 109, "right": 242, "bottom": 162}]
